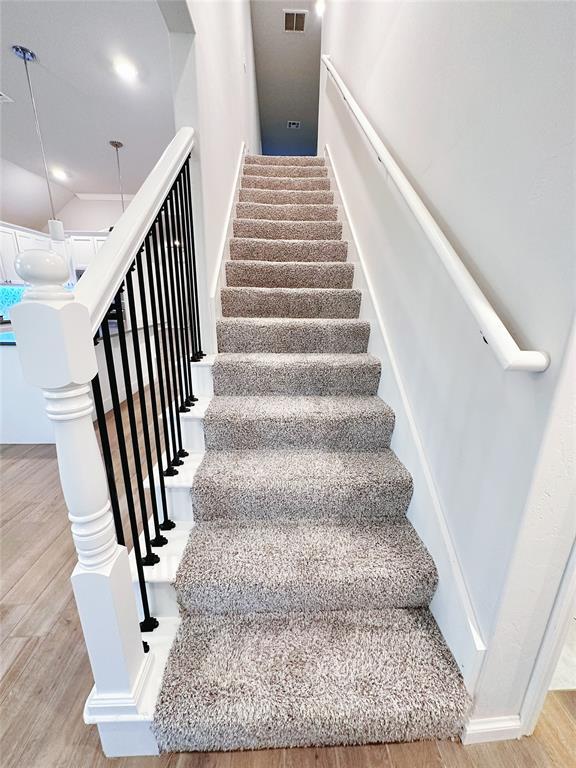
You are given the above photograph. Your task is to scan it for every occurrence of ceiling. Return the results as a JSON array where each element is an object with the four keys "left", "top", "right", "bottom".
[
  {"left": 0, "top": 0, "right": 175, "bottom": 205},
  {"left": 250, "top": 0, "right": 322, "bottom": 156}
]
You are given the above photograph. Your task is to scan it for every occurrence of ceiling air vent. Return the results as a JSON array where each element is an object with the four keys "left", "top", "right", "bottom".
[
  {"left": 287, "top": 121, "right": 301, "bottom": 129},
  {"left": 0, "top": 91, "right": 14, "bottom": 104},
  {"left": 284, "top": 10, "right": 307, "bottom": 32}
]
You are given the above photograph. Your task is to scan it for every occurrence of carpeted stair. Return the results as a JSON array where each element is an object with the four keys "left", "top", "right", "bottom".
[{"left": 152, "top": 153, "right": 470, "bottom": 752}]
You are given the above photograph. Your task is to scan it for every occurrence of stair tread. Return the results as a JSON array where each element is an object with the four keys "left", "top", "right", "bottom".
[
  {"left": 175, "top": 518, "right": 438, "bottom": 614},
  {"left": 245, "top": 154, "right": 325, "bottom": 166},
  {"left": 217, "top": 317, "right": 370, "bottom": 353},
  {"left": 192, "top": 448, "right": 413, "bottom": 521},
  {"left": 239, "top": 188, "right": 334, "bottom": 204},
  {"left": 243, "top": 164, "right": 328, "bottom": 177},
  {"left": 214, "top": 351, "right": 380, "bottom": 365},
  {"left": 204, "top": 396, "right": 394, "bottom": 455},
  {"left": 220, "top": 286, "right": 361, "bottom": 319},
  {"left": 233, "top": 218, "right": 342, "bottom": 241},
  {"left": 205, "top": 394, "right": 394, "bottom": 423},
  {"left": 229, "top": 238, "right": 348, "bottom": 261},
  {"left": 225, "top": 260, "right": 354, "bottom": 289},
  {"left": 242, "top": 175, "right": 331, "bottom": 190},
  {"left": 236, "top": 202, "right": 338, "bottom": 221},
  {"left": 152, "top": 607, "right": 469, "bottom": 751}
]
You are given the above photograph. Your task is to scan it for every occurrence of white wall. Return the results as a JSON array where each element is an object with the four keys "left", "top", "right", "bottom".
[
  {"left": 318, "top": 0, "right": 575, "bottom": 713},
  {"left": 0, "top": 158, "right": 74, "bottom": 231},
  {"left": 55, "top": 196, "right": 126, "bottom": 232},
  {"left": 165, "top": 0, "right": 261, "bottom": 351}
]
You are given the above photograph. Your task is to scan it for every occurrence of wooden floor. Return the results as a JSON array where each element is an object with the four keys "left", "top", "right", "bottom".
[{"left": 1, "top": 442, "right": 575, "bottom": 768}]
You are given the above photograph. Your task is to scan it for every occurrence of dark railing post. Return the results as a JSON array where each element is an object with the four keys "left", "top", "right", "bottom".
[
  {"left": 137, "top": 245, "right": 176, "bottom": 529},
  {"left": 112, "top": 291, "right": 160, "bottom": 567},
  {"left": 149, "top": 221, "right": 182, "bottom": 471},
  {"left": 183, "top": 157, "right": 204, "bottom": 359},
  {"left": 175, "top": 171, "right": 198, "bottom": 402},
  {"left": 79, "top": 152, "right": 201, "bottom": 642},
  {"left": 100, "top": 309, "right": 158, "bottom": 632},
  {"left": 157, "top": 210, "right": 189, "bottom": 459},
  {"left": 124, "top": 265, "right": 167, "bottom": 548},
  {"left": 91, "top": 366, "right": 124, "bottom": 546}
]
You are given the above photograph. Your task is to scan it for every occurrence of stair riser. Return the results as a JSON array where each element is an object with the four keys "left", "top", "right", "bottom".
[
  {"left": 245, "top": 155, "right": 325, "bottom": 166},
  {"left": 192, "top": 479, "right": 413, "bottom": 523},
  {"left": 229, "top": 238, "right": 348, "bottom": 262},
  {"left": 217, "top": 320, "right": 370, "bottom": 353},
  {"left": 239, "top": 189, "right": 334, "bottom": 205},
  {"left": 241, "top": 176, "right": 331, "bottom": 190},
  {"left": 236, "top": 203, "right": 338, "bottom": 221},
  {"left": 213, "top": 360, "right": 380, "bottom": 396},
  {"left": 179, "top": 578, "right": 436, "bottom": 616},
  {"left": 225, "top": 262, "right": 354, "bottom": 289},
  {"left": 204, "top": 416, "right": 393, "bottom": 452},
  {"left": 134, "top": 580, "right": 178, "bottom": 618},
  {"left": 233, "top": 219, "right": 342, "bottom": 240},
  {"left": 220, "top": 288, "right": 361, "bottom": 319},
  {"left": 243, "top": 165, "right": 328, "bottom": 178}
]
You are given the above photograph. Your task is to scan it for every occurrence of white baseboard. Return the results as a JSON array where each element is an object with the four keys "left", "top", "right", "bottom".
[
  {"left": 85, "top": 616, "right": 180, "bottom": 757},
  {"left": 462, "top": 715, "right": 523, "bottom": 744},
  {"left": 210, "top": 141, "right": 246, "bottom": 309},
  {"left": 324, "top": 144, "right": 486, "bottom": 692}
]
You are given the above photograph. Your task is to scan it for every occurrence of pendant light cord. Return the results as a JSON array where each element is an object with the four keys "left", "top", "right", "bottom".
[{"left": 23, "top": 56, "right": 56, "bottom": 220}]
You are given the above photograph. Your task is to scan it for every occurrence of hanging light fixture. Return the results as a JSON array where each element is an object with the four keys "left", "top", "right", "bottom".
[
  {"left": 12, "top": 44, "right": 64, "bottom": 241},
  {"left": 109, "top": 140, "right": 126, "bottom": 213}
]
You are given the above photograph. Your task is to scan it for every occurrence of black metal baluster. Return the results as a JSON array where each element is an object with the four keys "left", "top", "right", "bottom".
[
  {"left": 183, "top": 157, "right": 204, "bottom": 359},
  {"left": 101, "top": 312, "right": 158, "bottom": 632},
  {"left": 91, "top": 368, "right": 124, "bottom": 545},
  {"left": 175, "top": 172, "right": 198, "bottom": 402},
  {"left": 146, "top": 221, "right": 183, "bottom": 477},
  {"left": 164, "top": 195, "right": 190, "bottom": 414},
  {"left": 114, "top": 291, "right": 160, "bottom": 566},
  {"left": 171, "top": 180, "right": 195, "bottom": 406},
  {"left": 181, "top": 158, "right": 200, "bottom": 361},
  {"left": 124, "top": 265, "right": 167, "bottom": 548},
  {"left": 157, "top": 209, "right": 189, "bottom": 458},
  {"left": 137, "top": 244, "right": 176, "bottom": 529}
]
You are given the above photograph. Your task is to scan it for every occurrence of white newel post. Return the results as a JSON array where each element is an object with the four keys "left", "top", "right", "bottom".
[{"left": 11, "top": 248, "right": 153, "bottom": 724}]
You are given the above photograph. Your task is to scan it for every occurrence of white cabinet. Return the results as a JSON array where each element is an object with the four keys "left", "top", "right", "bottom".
[
  {"left": 69, "top": 236, "right": 97, "bottom": 269},
  {"left": 0, "top": 228, "right": 19, "bottom": 283},
  {"left": 0, "top": 226, "right": 50, "bottom": 283},
  {"left": 1, "top": 222, "right": 109, "bottom": 284}
]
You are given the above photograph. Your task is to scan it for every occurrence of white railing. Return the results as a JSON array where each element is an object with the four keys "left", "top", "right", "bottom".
[
  {"left": 76, "top": 127, "right": 195, "bottom": 333},
  {"left": 10, "top": 125, "right": 198, "bottom": 757},
  {"left": 321, "top": 54, "right": 550, "bottom": 373}
]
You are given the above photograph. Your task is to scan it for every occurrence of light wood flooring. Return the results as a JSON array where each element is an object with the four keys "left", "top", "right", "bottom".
[{"left": 1, "top": 439, "right": 575, "bottom": 768}]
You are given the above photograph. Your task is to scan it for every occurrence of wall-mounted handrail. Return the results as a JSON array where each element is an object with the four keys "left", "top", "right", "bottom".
[
  {"left": 76, "top": 127, "right": 195, "bottom": 335},
  {"left": 321, "top": 54, "right": 549, "bottom": 372}
]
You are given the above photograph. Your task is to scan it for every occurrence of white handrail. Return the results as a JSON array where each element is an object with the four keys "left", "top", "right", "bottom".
[
  {"left": 321, "top": 55, "right": 549, "bottom": 373},
  {"left": 76, "top": 127, "right": 195, "bottom": 334}
]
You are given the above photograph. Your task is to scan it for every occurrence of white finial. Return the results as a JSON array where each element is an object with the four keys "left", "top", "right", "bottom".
[{"left": 15, "top": 248, "right": 72, "bottom": 300}]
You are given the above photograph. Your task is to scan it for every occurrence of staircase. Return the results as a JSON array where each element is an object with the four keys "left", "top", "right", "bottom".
[{"left": 151, "top": 154, "right": 470, "bottom": 751}]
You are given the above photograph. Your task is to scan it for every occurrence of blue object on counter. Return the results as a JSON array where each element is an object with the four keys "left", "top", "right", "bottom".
[
  {"left": 0, "top": 330, "right": 16, "bottom": 346},
  {"left": 0, "top": 285, "right": 25, "bottom": 322}
]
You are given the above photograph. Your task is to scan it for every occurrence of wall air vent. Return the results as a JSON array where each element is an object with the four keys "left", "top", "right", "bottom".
[
  {"left": 0, "top": 91, "right": 14, "bottom": 103},
  {"left": 287, "top": 121, "right": 301, "bottom": 129},
  {"left": 284, "top": 10, "right": 307, "bottom": 32}
]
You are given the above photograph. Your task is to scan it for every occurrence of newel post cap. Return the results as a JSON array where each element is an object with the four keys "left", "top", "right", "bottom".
[
  {"left": 11, "top": 247, "right": 97, "bottom": 390},
  {"left": 15, "top": 247, "right": 71, "bottom": 298}
]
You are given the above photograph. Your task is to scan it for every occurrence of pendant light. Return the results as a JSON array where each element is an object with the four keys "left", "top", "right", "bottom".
[
  {"left": 109, "top": 140, "right": 126, "bottom": 213},
  {"left": 12, "top": 45, "right": 64, "bottom": 241}
]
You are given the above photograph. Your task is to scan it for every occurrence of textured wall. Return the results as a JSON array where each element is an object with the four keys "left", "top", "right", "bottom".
[{"left": 318, "top": 0, "right": 575, "bottom": 640}]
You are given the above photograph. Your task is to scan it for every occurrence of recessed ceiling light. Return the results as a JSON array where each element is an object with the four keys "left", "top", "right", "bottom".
[
  {"left": 113, "top": 56, "right": 138, "bottom": 84},
  {"left": 52, "top": 167, "right": 68, "bottom": 182}
]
